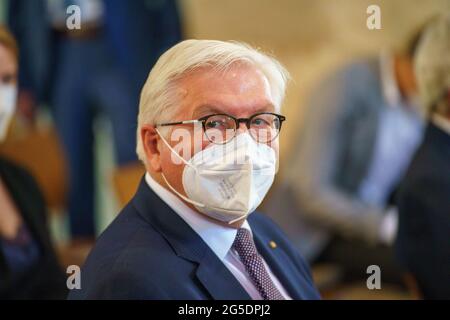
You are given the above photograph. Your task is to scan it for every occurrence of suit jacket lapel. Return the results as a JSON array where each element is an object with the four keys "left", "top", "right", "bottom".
[
  {"left": 132, "top": 177, "right": 251, "bottom": 300},
  {"left": 196, "top": 248, "right": 251, "bottom": 300}
]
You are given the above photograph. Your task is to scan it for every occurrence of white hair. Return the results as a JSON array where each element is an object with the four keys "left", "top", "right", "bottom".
[
  {"left": 414, "top": 13, "right": 450, "bottom": 117},
  {"left": 136, "top": 39, "right": 290, "bottom": 163}
]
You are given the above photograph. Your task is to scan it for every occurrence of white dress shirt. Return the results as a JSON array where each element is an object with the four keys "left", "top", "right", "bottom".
[
  {"left": 357, "top": 52, "right": 424, "bottom": 244},
  {"left": 358, "top": 51, "right": 424, "bottom": 208},
  {"left": 145, "top": 173, "right": 291, "bottom": 300}
]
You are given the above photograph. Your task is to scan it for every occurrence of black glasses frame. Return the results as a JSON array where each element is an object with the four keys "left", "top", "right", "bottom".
[
  {"left": 157, "top": 112, "right": 286, "bottom": 144},
  {"left": 158, "top": 112, "right": 285, "bottom": 128}
]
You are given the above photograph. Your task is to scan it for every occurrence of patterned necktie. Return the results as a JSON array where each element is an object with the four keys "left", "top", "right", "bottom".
[{"left": 232, "top": 228, "right": 285, "bottom": 300}]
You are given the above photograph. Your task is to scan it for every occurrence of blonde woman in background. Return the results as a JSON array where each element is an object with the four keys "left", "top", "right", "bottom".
[{"left": 0, "top": 25, "right": 66, "bottom": 299}]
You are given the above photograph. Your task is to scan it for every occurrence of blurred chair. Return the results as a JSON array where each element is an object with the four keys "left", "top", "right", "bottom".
[
  {"left": 310, "top": 263, "right": 420, "bottom": 299},
  {"left": 329, "top": 283, "right": 415, "bottom": 300},
  {"left": 55, "top": 163, "right": 145, "bottom": 268},
  {"left": 402, "top": 273, "right": 422, "bottom": 300},
  {"left": 112, "top": 161, "right": 145, "bottom": 207},
  {"left": 56, "top": 240, "right": 94, "bottom": 269},
  {"left": 0, "top": 126, "right": 67, "bottom": 210},
  {"left": 0, "top": 127, "right": 115, "bottom": 269},
  {"left": 56, "top": 162, "right": 146, "bottom": 268},
  {"left": 0, "top": 126, "right": 83, "bottom": 268},
  {"left": 310, "top": 263, "right": 344, "bottom": 296}
]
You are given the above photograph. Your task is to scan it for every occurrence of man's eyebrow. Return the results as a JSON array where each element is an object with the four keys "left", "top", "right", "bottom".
[
  {"left": 193, "top": 104, "right": 224, "bottom": 116},
  {"left": 254, "top": 103, "right": 275, "bottom": 113},
  {"left": 193, "top": 103, "right": 276, "bottom": 118}
]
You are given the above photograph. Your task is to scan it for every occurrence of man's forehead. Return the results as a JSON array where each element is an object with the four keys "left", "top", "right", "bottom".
[
  {"left": 178, "top": 64, "right": 269, "bottom": 92},
  {"left": 176, "top": 65, "right": 275, "bottom": 117}
]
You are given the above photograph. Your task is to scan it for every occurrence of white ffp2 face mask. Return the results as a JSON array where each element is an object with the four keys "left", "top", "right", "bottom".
[
  {"left": 0, "top": 84, "right": 17, "bottom": 142},
  {"left": 156, "top": 129, "right": 277, "bottom": 224}
]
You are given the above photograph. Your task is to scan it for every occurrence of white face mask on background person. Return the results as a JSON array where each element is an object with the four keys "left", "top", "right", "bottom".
[
  {"left": 0, "top": 84, "right": 17, "bottom": 142},
  {"left": 156, "top": 128, "right": 277, "bottom": 224}
]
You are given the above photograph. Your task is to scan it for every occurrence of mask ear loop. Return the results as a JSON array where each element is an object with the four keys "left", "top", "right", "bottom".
[
  {"left": 160, "top": 172, "right": 205, "bottom": 208},
  {"left": 155, "top": 127, "right": 197, "bottom": 170},
  {"left": 155, "top": 127, "right": 205, "bottom": 208}
]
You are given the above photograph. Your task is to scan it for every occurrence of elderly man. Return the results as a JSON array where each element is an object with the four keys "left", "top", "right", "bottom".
[
  {"left": 68, "top": 40, "right": 319, "bottom": 300},
  {"left": 395, "top": 13, "right": 450, "bottom": 299}
]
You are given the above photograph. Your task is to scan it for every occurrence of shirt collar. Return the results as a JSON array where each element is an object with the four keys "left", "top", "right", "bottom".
[
  {"left": 431, "top": 114, "right": 450, "bottom": 136},
  {"left": 144, "top": 172, "right": 252, "bottom": 261}
]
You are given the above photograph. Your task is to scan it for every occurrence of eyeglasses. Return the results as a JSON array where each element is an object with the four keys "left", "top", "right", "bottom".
[{"left": 157, "top": 112, "right": 286, "bottom": 144}]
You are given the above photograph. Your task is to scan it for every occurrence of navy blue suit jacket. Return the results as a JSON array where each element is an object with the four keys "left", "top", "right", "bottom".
[
  {"left": 395, "top": 123, "right": 450, "bottom": 299},
  {"left": 68, "top": 178, "right": 320, "bottom": 300}
]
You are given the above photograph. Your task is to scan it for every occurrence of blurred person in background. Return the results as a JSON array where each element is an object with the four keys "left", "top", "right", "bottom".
[
  {"left": 0, "top": 25, "right": 66, "bottom": 299},
  {"left": 264, "top": 27, "right": 427, "bottom": 284},
  {"left": 8, "top": 0, "right": 182, "bottom": 241},
  {"left": 395, "top": 13, "right": 450, "bottom": 299}
]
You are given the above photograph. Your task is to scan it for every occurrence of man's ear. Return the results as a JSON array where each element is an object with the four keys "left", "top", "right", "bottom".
[{"left": 141, "top": 125, "right": 162, "bottom": 172}]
